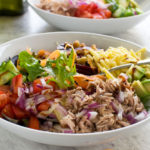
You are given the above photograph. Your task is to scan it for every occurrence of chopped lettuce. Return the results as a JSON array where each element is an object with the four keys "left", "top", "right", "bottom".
[
  {"left": 19, "top": 51, "right": 44, "bottom": 81},
  {"left": 46, "top": 49, "right": 76, "bottom": 89}
]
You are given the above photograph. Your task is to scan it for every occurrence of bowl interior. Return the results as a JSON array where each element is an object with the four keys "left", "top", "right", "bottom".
[{"left": 0, "top": 32, "right": 147, "bottom": 62}]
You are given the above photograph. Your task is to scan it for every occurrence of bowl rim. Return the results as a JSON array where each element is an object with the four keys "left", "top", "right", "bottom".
[
  {"left": 0, "top": 31, "right": 150, "bottom": 137},
  {"left": 27, "top": 0, "right": 150, "bottom": 22}
]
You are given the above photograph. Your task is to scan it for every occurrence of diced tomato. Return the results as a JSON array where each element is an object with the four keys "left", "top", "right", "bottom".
[
  {"left": 33, "top": 78, "right": 43, "bottom": 94},
  {"left": 1, "top": 104, "right": 14, "bottom": 118},
  {"left": 12, "top": 105, "right": 27, "bottom": 119},
  {"left": 11, "top": 74, "right": 23, "bottom": 94},
  {"left": 75, "top": 2, "right": 111, "bottom": 19},
  {"left": 33, "top": 76, "right": 56, "bottom": 94},
  {"left": 0, "top": 85, "right": 11, "bottom": 93},
  {"left": 37, "top": 101, "right": 51, "bottom": 112},
  {"left": 10, "top": 93, "right": 18, "bottom": 104},
  {"left": 28, "top": 116, "right": 40, "bottom": 130},
  {"left": 0, "top": 91, "right": 10, "bottom": 110},
  {"left": 102, "top": 9, "right": 112, "bottom": 18}
]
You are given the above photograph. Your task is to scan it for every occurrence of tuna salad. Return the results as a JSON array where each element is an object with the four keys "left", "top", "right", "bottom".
[{"left": 0, "top": 41, "right": 149, "bottom": 133}]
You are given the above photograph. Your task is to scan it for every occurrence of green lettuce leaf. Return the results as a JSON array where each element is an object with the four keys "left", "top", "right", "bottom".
[
  {"left": 19, "top": 51, "right": 44, "bottom": 81},
  {"left": 46, "top": 49, "right": 76, "bottom": 89}
]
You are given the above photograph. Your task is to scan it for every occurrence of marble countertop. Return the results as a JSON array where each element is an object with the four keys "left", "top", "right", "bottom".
[{"left": 0, "top": 6, "right": 150, "bottom": 150}]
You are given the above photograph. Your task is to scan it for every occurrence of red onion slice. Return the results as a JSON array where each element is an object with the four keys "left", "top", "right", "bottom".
[
  {"left": 29, "top": 85, "right": 33, "bottom": 93},
  {"left": 88, "top": 102, "right": 102, "bottom": 109},
  {"left": 18, "top": 87, "right": 23, "bottom": 97},
  {"left": 49, "top": 113, "right": 57, "bottom": 119},
  {"left": 126, "top": 110, "right": 148, "bottom": 124},
  {"left": 134, "top": 11, "right": 137, "bottom": 15},
  {"left": 34, "top": 95, "right": 46, "bottom": 105},
  {"left": 25, "top": 97, "right": 37, "bottom": 115},
  {"left": 54, "top": 104, "right": 68, "bottom": 121},
  {"left": 110, "top": 102, "right": 118, "bottom": 113},
  {"left": 110, "top": 102, "right": 124, "bottom": 120},
  {"left": 116, "top": 91, "right": 125, "bottom": 103},
  {"left": 16, "top": 88, "right": 26, "bottom": 110},
  {"left": 87, "top": 111, "right": 98, "bottom": 120},
  {"left": 24, "top": 86, "right": 30, "bottom": 94},
  {"left": 126, "top": 113, "right": 137, "bottom": 124},
  {"left": 63, "top": 130, "right": 73, "bottom": 133},
  {"left": 36, "top": 84, "right": 43, "bottom": 89},
  {"left": 68, "top": 0, "right": 87, "bottom": 8},
  {"left": 135, "top": 110, "right": 148, "bottom": 121},
  {"left": 76, "top": 109, "right": 88, "bottom": 118},
  {"left": 117, "top": 105, "right": 124, "bottom": 120}
]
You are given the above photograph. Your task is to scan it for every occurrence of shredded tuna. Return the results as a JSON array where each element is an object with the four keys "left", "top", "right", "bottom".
[
  {"left": 37, "top": 0, "right": 76, "bottom": 16},
  {"left": 37, "top": 77, "right": 146, "bottom": 133}
]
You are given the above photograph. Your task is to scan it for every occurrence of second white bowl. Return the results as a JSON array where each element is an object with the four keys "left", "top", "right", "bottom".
[{"left": 28, "top": 0, "right": 150, "bottom": 34}]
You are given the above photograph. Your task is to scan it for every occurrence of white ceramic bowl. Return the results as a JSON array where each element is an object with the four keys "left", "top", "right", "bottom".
[
  {"left": 0, "top": 32, "right": 150, "bottom": 147},
  {"left": 27, "top": 0, "right": 150, "bottom": 34}
]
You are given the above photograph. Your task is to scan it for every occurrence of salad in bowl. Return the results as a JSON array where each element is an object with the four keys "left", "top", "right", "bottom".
[
  {"left": 0, "top": 40, "right": 149, "bottom": 133},
  {"left": 28, "top": 0, "right": 150, "bottom": 34},
  {"left": 38, "top": 0, "right": 143, "bottom": 19},
  {"left": 0, "top": 32, "right": 150, "bottom": 146}
]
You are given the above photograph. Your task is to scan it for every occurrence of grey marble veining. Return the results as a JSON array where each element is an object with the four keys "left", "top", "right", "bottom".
[{"left": 0, "top": 6, "right": 150, "bottom": 150}]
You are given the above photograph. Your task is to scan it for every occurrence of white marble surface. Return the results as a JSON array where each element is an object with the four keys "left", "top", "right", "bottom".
[{"left": 0, "top": 6, "right": 150, "bottom": 150}]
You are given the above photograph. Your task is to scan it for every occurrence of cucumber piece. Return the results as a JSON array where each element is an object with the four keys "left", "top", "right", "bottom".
[
  {"left": 141, "top": 95, "right": 150, "bottom": 110},
  {"left": 134, "top": 8, "right": 143, "bottom": 15},
  {"left": 127, "top": 74, "right": 132, "bottom": 83},
  {"left": 133, "top": 66, "right": 145, "bottom": 80},
  {"left": 0, "top": 62, "right": 7, "bottom": 75},
  {"left": 142, "top": 79, "right": 150, "bottom": 93},
  {"left": 0, "top": 72, "right": 14, "bottom": 85},
  {"left": 141, "top": 95, "right": 150, "bottom": 103},
  {"left": 145, "top": 71, "right": 150, "bottom": 79},
  {"left": 112, "top": 5, "right": 126, "bottom": 17},
  {"left": 124, "top": 8, "right": 134, "bottom": 17},
  {"left": 5, "top": 60, "right": 19, "bottom": 75},
  {"left": 118, "top": 0, "right": 129, "bottom": 8},
  {"left": 132, "top": 80, "right": 148, "bottom": 98},
  {"left": 129, "top": 0, "right": 138, "bottom": 8}
]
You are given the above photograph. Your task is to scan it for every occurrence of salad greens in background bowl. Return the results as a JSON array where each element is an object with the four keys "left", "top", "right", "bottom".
[
  {"left": 27, "top": 0, "right": 150, "bottom": 34},
  {"left": 0, "top": 32, "right": 150, "bottom": 146}
]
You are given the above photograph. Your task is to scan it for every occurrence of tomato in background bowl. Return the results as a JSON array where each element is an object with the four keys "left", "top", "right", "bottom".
[{"left": 75, "top": 2, "right": 112, "bottom": 19}]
